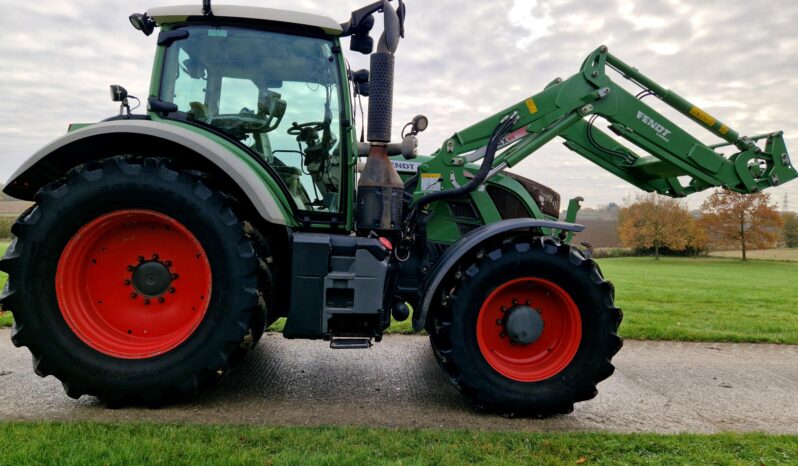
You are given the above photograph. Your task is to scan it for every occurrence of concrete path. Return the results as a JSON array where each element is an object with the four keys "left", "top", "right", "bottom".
[{"left": 1, "top": 329, "right": 796, "bottom": 433}]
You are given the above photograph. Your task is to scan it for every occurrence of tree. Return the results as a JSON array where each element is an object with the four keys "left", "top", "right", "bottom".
[
  {"left": 684, "top": 218, "right": 709, "bottom": 257},
  {"left": 699, "top": 190, "right": 782, "bottom": 260},
  {"left": 616, "top": 193, "right": 693, "bottom": 259},
  {"left": 784, "top": 212, "right": 798, "bottom": 248}
]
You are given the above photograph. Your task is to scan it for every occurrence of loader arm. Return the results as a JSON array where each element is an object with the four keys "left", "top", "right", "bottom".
[{"left": 416, "top": 46, "right": 797, "bottom": 201}]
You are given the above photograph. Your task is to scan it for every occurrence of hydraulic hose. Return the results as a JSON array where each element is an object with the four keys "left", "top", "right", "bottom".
[{"left": 410, "top": 114, "right": 519, "bottom": 214}]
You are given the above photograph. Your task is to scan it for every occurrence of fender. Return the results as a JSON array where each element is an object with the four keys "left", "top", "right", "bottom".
[
  {"left": 4, "top": 119, "right": 290, "bottom": 225},
  {"left": 412, "top": 218, "right": 585, "bottom": 331}
]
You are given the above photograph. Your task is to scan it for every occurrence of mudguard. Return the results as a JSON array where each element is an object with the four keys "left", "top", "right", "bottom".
[
  {"left": 4, "top": 119, "right": 289, "bottom": 225},
  {"left": 412, "top": 218, "right": 585, "bottom": 331}
]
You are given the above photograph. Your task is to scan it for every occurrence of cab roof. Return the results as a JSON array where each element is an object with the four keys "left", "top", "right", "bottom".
[{"left": 147, "top": 5, "right": 343, "bottom": 35}]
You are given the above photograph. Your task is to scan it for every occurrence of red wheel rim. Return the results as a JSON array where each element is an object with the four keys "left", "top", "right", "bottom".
[
  {"left": 476, "top": 277, "right": 582, "bottom": 382},
  {"left": 56, "top": 210, "right": 212, "bottom": 359}
]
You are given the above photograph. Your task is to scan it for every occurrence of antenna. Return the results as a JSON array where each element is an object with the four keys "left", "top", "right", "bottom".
[
  {"left": 202, "top": 0, "right": 212, "bottom": 16},
  {"left": 784, "top": 193, "right": 789, "bottom": 212}
]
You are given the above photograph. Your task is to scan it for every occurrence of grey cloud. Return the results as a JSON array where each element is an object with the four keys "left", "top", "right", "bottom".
[{"left": 0, "top": 0, "right": 795, "bottom": 209}]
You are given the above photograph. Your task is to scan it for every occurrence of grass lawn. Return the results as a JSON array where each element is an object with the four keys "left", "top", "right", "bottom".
[
  {"left": 599, "top": 257, "right": 798, "bottom": 344},
  {"left": 2, "top": 240, "right": 797, "bottom": 344},
  {"left": 0, "top": 249, "right": 8, "bottom": 327},
  {"left": 0, "top": 422, "right": 795, "bottom": 466}
]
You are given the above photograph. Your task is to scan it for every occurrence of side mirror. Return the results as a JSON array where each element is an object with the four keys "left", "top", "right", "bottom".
[
  {"left": 341, "top": 0, "right": 405, "bottom": 55},
  {"left": 110, "top": 85, "right": 128, "bottom": 103},
  {"left": 379, "top": 1, "right": 401, "bottom": 54}
]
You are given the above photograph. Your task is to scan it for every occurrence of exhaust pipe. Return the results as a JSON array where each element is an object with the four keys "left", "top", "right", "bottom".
[{"left": 356, "top": 1, "right": 405, "bottom": 233}]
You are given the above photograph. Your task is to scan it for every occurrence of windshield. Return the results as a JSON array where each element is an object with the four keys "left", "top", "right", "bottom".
[{"left": 160, "top": 25, "right": 345, "bottom": 213}]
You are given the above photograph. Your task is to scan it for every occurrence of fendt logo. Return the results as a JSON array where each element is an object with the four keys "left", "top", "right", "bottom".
[
  {"left": 391, "top": 161, "right": 421, "bottom": 173},
  {"left": 636, "top": 111, "right": 672, "bottom": 142}
]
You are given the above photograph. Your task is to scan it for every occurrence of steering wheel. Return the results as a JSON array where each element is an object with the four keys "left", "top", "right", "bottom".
[{"left": 287, "top": 121, "right": 326, "bottom": 136}]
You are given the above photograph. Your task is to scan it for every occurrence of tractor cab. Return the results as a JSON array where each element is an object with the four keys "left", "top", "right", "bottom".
[{"left": 146, "top": 6, "right": 350, "bottom": 214}]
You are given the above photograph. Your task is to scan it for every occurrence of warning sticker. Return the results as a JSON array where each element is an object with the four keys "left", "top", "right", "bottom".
[
  {"left": 719, "top": 125, "right": 729, "bottom": 135},
  {"left": 421, "top": 173, "right": 442, "bottom": 192},
  {"left": 689, "top": 107, "right": 717, "bottom": 127},
  {"left": 525, "top": 98, "right": 539, "bottom": 115}
]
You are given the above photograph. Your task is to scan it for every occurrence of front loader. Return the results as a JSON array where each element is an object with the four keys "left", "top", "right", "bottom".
[{"left": 1, "top": 1, "right": 794, "bottom": 415}]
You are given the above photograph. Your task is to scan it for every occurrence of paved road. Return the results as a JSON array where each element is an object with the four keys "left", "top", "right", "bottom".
[{"left": 1, "top": 329, "right": 796, "bottom": 433}]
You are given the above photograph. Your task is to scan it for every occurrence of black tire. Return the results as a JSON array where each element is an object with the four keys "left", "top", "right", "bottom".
[
  {"left": 0, "top": 156, "right": 264, "bottom": 405},
  {"left": 429, "top": 236, "right": 623, "bottom": 417}
]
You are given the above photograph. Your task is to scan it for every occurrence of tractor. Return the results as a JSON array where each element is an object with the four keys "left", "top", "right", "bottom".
[{"left": 1, "top": 1, "right": 794, "bottom": 416}]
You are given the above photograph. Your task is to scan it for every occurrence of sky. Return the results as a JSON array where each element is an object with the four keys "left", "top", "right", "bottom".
[{"left": 0, "top": 0, "right": 796, "bottom": 211}]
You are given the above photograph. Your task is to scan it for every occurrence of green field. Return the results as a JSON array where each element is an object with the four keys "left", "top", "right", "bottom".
[
  {"left": 0, "top": 254, "right": 8, "bottom": 327},
  {"left": 0, "top": 422, "right": 794, "bottom": 465},
  {"left": 2, "top": 243, "right": 797, "bottom": 344},
  {"left": 600, "top": 257, "right": 798, "bottom": 344}
]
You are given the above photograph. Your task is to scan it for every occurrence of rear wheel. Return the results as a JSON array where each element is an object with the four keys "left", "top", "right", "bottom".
[
  {"left": 0, "top": 156, "right": 263, "bottom": 404},
  {"left": 429, "top": 236, "right": 622, "bottom": 416}
]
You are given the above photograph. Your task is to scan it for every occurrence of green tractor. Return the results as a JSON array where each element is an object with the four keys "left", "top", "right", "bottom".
[{"left": 1, "top": 1, "right": 794, "bottom": 416}]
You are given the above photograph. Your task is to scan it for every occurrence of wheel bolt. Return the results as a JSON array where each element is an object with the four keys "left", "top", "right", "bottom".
[
  {"left": 123, "top": 279, "right": 131, "bottom": 286},
  {"left": 525, "top": 300, "right": 531, "bottom": 305},
  {"left": 172, "top": 274, "right": 179, "bottom": 280},
  {"left": 143, "top": 298, "right": 151, "bottom": 305},
  {"left": 152, "top": 254, "right": 159, "bottom": 260},
  {"left": 512, "top": 299, "right": 519, "bottom": 305},
  {"left": 500, "top": 306, "right": 506, "bottom": 312},
  {"left": 158, "top": 297, "right": 165, "bottom": 304},
  {"left": 168, "top": 287, "right": 176, "bottom": 294},
  {"left": 164, "top": 261, "right": 172, "bottom": 267},
  {"left": 496, "top": 319, "right": 503, "bottom": 325},
  {"left": 127, "top": 265, "right": 135, "bottom": 272},
  {"left": 130, "top": 292, "right": 138, "bottom": 299},
  {"left": 499, "top": 332, "right": 506, "bottom": 338},
  {"left": 138, "top": 256, "right": 145, "bottom": 263}
]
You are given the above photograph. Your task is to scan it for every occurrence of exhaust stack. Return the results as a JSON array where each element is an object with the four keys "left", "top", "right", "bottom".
[{"left": 354, "top": 1, "right": 405, "bottom": 233}]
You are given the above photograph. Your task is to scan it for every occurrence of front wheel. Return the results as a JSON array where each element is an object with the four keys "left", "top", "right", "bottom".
[
  {"left": 0, "top": 157, "right": 263, "bottom": 405},
  {"left": 429, "top": 237, "right": 623, "bottom": 416}
]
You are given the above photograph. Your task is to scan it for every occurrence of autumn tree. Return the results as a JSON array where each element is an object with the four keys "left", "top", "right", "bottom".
[
  {"left": 616, "top": 193, "right": 693, "bottom": 259},
  {"left": 684, "top": 218, "right": 709, "bottom": 257},
  {"left": 699, "top": 190, "right": 782, "bottom": 260},
  {"left": 783, "top": 212, "right": 798, "bottom": 248}
]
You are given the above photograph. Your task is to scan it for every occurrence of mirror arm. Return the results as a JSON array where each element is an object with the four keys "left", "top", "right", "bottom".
[{"left": 340, "top": 0, "right": 388, "bottom": 36}]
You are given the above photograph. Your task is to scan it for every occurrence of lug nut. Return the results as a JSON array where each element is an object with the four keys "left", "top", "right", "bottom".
[
  {"left": 137, "top": 256, "right": 145, "bottom": 263},
  {"left": 143, "top": 298, "right": 151, "bottom": 305},
  {"left": 157, "top": 297, "right": 165, "bottom": 303},
  {"left": 164, "top": 261, "right": 172, "bottom": 267},
  {"left": 127, "top": 265, "right": 135, "bottom": 272},
  {"left": 496, "top": 319, "right": 503, "bottom": 325},
  {"left": 172, "top": 274, "right": 179, "bottom": 280},
  {"left": 168, "top": 287, "right": 176, "bottom": 294},
  {"left": 123, "top": 279, "right": 131, "bottom": 286},
  {"left": 130, "top": 292, "right": 138, "bottom": 299},
  {"left": 499, "top": 332, "right": 506, "bottom": 338},
  {"left": 512, "top": 299, "right": 519, "bottom": 305},
  {"left": 152, "top": 254, "right": 159, "bottom": 260}
]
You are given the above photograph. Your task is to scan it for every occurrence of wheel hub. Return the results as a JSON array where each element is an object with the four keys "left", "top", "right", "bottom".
[
  {"left": 503, "top": 305, "right": 544, "bottom": 345},
  {"left": 476, "top": 277, "right": 582, "bottom": 382},
  {"left": 56, "top": 209, "right": 212, "bottom": 359},
  {"left": 131, "top": 260, "right": 173, "bottom": 297}
]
